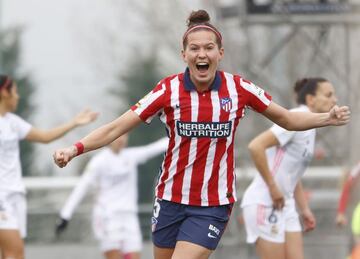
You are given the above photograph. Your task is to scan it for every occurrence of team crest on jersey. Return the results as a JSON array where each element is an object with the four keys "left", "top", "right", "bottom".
[{"left": 220, "top": 98, "right": 232, "bottom": 112}]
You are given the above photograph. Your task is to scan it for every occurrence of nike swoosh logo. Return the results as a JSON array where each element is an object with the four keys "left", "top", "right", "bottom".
[{"left": 208, "top": 233, "right": 217, "bottom": 239}]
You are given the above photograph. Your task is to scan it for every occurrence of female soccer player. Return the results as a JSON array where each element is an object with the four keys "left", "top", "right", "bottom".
[
  {"left": 0, "top": 75, "right": 98, "bottom": 259},
  {"left": 53, "top": 10, "right": 350, "bottom": 259},
  {"left": 55, "top": 135, "right": 168, "bottom": 259},
  {"left": 241, "top": 78, "right": 341, "bottom": 259},
  {"left": 336, "top": 162, "right": 360, "bottom": 259}
]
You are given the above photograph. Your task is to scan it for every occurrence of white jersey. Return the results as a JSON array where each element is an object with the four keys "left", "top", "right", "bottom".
[
  {"left": 60, "top": 138, "right": 169, "bottom": 220},
  {"left": 241, "top": 105, "right": 315, "bottom": 207},
  {"left": 0, "top": 113, "right": 32, "bottom": 193}
]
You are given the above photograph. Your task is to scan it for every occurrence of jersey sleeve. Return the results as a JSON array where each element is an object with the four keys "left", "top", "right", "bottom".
[
  {"left": 337, "top": 175, "right": 353, "bottom": 214},
  {"left": 60, "top": 160, "right": 98, "bottom": 220},
  {"left": 237, "top": 77, "right": 272, "bottom": 113},
  {"left": 130, "top": 80, "right": 166, "bottom": 124},
  {"left": 9, "top": 113, "right": 32, "bottom": 140},
  {"left": 130, "top": 137, "right": 169, "bottom": 165},
  {"left": 270, "top": 123, "right": 296, "bottom": 147}
]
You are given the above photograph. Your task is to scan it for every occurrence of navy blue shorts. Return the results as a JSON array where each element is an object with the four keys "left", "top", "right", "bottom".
[{"left": 151, "top": 198, "right": 233, "bottom": 250}]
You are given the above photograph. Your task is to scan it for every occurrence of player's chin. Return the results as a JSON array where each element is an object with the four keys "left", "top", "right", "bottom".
[{"left": 195, "top": 71, "right": 215, "bottom": 83}]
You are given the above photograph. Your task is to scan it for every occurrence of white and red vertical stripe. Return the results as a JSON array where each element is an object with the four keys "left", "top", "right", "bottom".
[
  {"left": 131, "top": 71, "right": 272, "bottom": 206},
  {"left": 337, "top": 162, "right": 360, "bottom": 214}
]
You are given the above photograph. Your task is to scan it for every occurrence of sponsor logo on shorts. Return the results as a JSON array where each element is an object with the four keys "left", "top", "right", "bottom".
[
  {"left": 207, "top": 232, "right": 217, "bottom": 239},
  {"left": 208, "top": 224, "right": 220, "bottom": 239},
  {"left": 176, "top": 121, "right": 232, "bottom": 138}
]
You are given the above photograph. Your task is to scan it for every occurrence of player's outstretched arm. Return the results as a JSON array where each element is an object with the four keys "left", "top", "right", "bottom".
[
  {"left": 263, "top": 102, "right": 350, "bottom": 131},
  {"left": 53, "top": 110, "right": 142, "bottom": 168},
  {"left": 26, "top": 109, "right": 98, "bottom": 143}
]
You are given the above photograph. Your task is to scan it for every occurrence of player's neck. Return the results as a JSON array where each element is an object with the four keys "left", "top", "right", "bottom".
[{"left": 0, "top": 105, "right": 8, "bottom": 116}]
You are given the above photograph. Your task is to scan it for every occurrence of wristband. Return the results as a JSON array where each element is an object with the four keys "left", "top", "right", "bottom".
[{"left": 74, "top": 142, "right": 84, "bottom": 156}]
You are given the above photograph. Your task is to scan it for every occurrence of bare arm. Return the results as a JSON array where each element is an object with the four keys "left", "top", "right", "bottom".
[
  {"left": 25, "top": 109, "right": 98, "bottom": 143},
  {"left": 53, "top": 110, "right": 142, "bottom": 168},
  {"left": 294, "top": 181, "right": 309, "bottom": 212},
  {"left": 248, "top": 129, "right": 285, "bottom": 210},
  {"left": 294, "top": 181, "right": 316, "bottom": 232},
  {"left": 263, "top": 102, "right": 350, "bottom": 131}
]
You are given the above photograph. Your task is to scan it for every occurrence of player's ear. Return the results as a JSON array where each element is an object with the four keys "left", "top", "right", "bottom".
[
  {"left": 218, "top": 47, "right": 224, "bottom": 61},
  {"left": 305, "top": 94, "right": 315, "bottom": 108},
  {"left": 181, "top": 49, "right": 186, "bottom": 63}
]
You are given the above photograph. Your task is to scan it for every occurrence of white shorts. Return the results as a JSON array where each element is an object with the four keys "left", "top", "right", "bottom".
[
  {"left": 0, "top": 191, "right": 27, "bottom": 238},
  {"left": 92, "top": 209, "right": 142, "bottom": 253},
  {"left": 242, "top": 200, "right": 301, "bottom": 244}
]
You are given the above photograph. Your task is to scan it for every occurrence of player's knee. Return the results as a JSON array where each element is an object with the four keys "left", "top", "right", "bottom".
[
  {"left": 4, "top": 253, "right": 24, "bottom": 259},
  {"left": 3, "top": 247, "right": 24, "bottom": 259}
]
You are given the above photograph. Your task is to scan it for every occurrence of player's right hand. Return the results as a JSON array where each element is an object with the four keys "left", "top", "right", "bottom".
[
  {"left": 55, "top": 217, "right": 69, "bottom": 236},
  {"left": 53, "top": 146, "right": 77, "bottom": 168},
  {"left": 336, "top": 213, "right": 347, "bottom": 226},
  {"left": 269, "top": 183, "right": 285, "bottom": 210},
  {"left": 328, "top": 105, "right": 351, "bottom": 126},
  {"left": 301, "top": 208, "right": 316, "bottom": 232}
]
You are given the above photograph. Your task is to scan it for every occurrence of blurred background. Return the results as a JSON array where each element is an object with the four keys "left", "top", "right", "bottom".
[{"left": 1, "top": 0, "right": 359, "bottom": 258}]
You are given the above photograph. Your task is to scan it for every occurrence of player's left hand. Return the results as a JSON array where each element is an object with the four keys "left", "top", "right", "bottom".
[
  {"left": 301, "top": 208, "right": 316, "bottom": 232},
  {"left": 72, "top": 109, "right": 99, "bottom": 126}
]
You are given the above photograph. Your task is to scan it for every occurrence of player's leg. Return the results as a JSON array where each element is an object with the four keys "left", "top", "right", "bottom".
[
  {"left": 0, "top": 230, "right": 24, "bottom": 259},
  {"left": 104, "top": 249, "right": 122, "bottom": 259},
  {"left": 171, "top": 241, "right": 212, "bottom": 259},
  {"left": 93, "top": 207, "right": 124, "bottom": 259},
  {"left": 152, "top": 199, "right": 185, "bottom": 259},
  {"left": 0, "top": 193, "right": 26, "bottom": 259},
  {"left": 284, "top": 232, "right": 303, "bottom": 259},
  {"left": 122, "top": 213, "right": 142, "bottom": 259},
  {"left": 153, "top": 246, "right": 174, "bottom": 259},
  {"left": 256, "top": 238, "right": 285, "bottom": 259},
  {"left": 123, "top": 251, "right": 141, "bottom": 259},
  {"left": 284, "top": 200, "right": 304, "bottom": 259}
]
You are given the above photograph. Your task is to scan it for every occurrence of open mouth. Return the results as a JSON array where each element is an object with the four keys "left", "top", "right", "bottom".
[{"left": 196, "top": 62, "right": 209, "bottom": 73}]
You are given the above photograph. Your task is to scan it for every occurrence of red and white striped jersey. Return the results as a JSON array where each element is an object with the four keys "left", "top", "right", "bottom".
[
  {"left": 337, "top": 161, "right": 360, "bottom": 214},
  {"left": 131, "top": 69, "right": 272, "bottom": 206}
]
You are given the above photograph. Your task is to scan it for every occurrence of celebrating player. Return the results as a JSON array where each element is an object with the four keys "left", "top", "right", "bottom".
[{"left": 53, "top": 10, "right": 350, "bottom": 259}]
